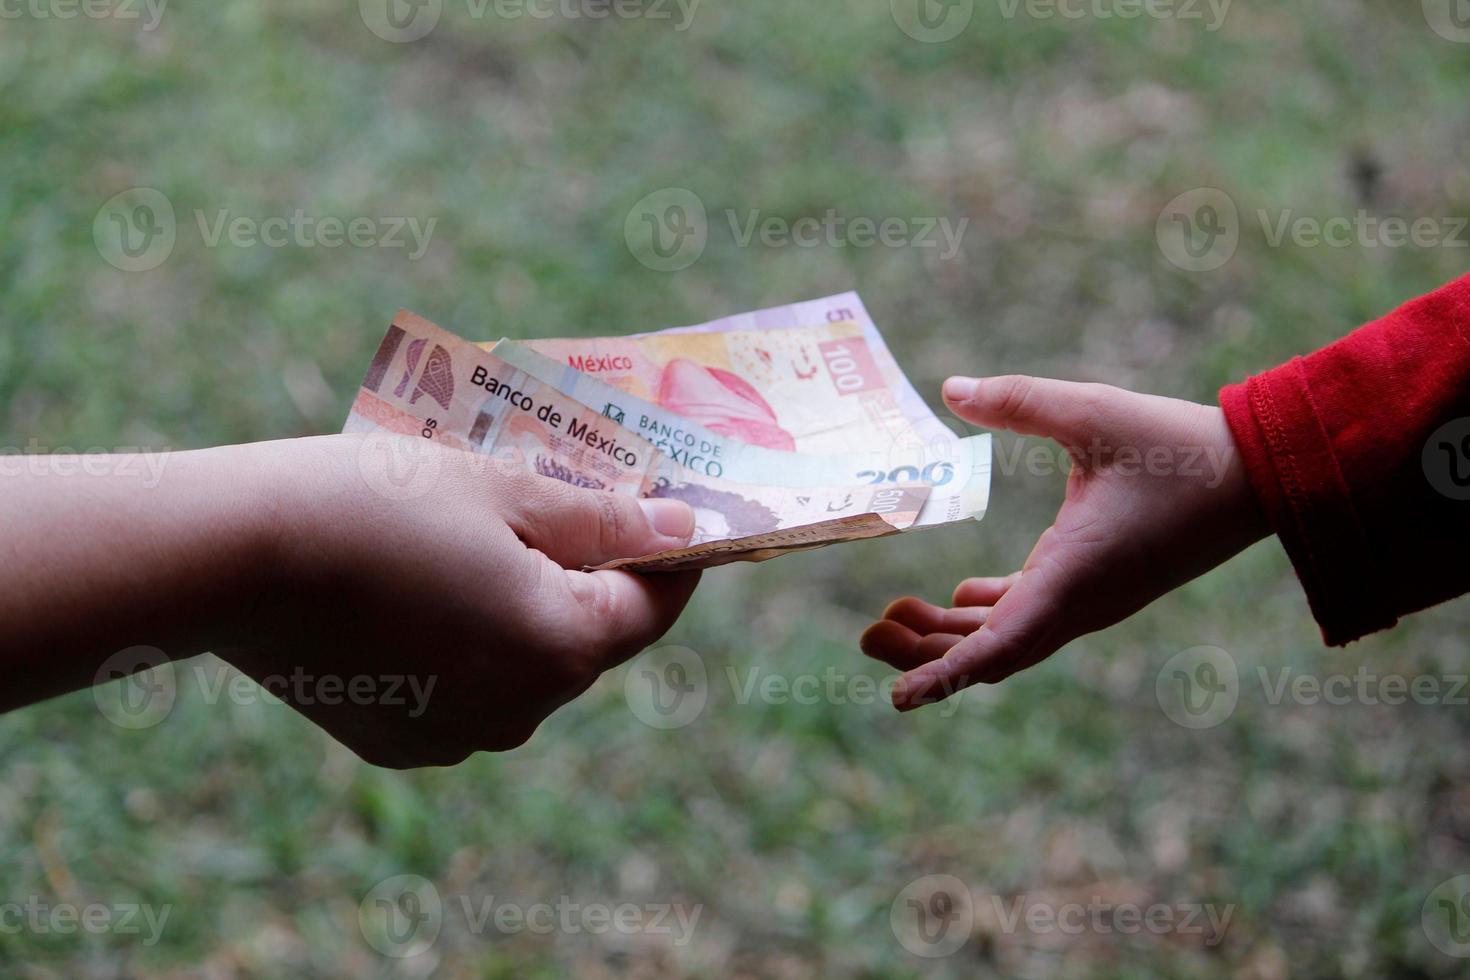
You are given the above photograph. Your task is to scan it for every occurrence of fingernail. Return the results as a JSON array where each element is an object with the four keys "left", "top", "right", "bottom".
[
  {"left": 942, "top": 377, "right": 980, "bottom": 402},
  {"left": 640, "top": 498, "right": 695, "bottom": 540}
]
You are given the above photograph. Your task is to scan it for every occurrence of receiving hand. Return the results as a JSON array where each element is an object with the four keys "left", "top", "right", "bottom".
[{"left": 861, "top": 376, "right": 1267, "bottom": 710}]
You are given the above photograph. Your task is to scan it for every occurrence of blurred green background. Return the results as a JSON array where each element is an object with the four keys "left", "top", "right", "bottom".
[{"left": 4, "top": 0, "right": 1470, "bottom": 976}]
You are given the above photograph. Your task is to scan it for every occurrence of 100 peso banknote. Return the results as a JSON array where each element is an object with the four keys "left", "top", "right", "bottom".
[
  {"left": 633, "top": 291, "right": 955, "bottom": 450},
  {"left": 508, "top": 321, "right": 913, "bottom": 456},
  {"left": 344, "top": 311, "right": 934, "bottom": 571}
]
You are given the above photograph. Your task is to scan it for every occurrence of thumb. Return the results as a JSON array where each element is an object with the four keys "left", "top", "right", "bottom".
[
  {"left": 942, "top": 375, "right": 1120, "bottom": 445},
  {"left": 560, "top": 566, "right": 702, "bottom": 670},
  {"left": 506, "top": 478, "right": 695, "bottom": 569}
]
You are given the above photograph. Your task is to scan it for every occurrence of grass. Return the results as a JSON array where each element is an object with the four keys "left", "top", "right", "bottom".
[{"left": 3, "top": 0, "right": 1470, "bottom": 975}]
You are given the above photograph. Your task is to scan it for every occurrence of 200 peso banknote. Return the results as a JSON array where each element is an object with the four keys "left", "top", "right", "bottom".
[
  {"left": 343, "top": 311, "right": 934, "bottom": 571},
  {"left": 488, "top": 340, "right": 990, "bottom": 530},
  {"left": 487, "top": 292, "right": 990, "bottom": 528}
]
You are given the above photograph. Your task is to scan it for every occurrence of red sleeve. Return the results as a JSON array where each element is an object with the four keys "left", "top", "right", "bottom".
[{"left": 1219, "top": 272, "right": 1470, "bottom": 646}]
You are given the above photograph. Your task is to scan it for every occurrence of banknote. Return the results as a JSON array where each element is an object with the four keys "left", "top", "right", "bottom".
[
  {"left": 634, "top": 291, "right": 953, "bottom": 449},
  {"left": 344, "top": 311, "right": 933, "bottom": 570},
  {"left": 488, "top": 340, "right": 991, "bottom": 528},
  {"left": 501, "top": 321, "right": 927, "bottom": 457}
]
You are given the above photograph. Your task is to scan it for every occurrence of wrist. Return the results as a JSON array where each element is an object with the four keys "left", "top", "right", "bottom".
[
  {"left": 1205, "top": 405, "right": 1272, "bottom": 552},
  {"left": 174, "top": 440, "right": 309, "bottom": 651},
  {"left": 235, "top": 436, "right": 368, "bottom": 631}
]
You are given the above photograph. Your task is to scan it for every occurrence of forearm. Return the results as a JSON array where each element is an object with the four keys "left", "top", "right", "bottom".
[{"left": 0, "top": 442, "right": 286, "bottom": 710}]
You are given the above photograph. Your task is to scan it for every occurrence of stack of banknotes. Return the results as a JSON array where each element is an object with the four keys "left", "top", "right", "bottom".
[{"left": 342, "top": 294, "right": 992, "bottom": 571}]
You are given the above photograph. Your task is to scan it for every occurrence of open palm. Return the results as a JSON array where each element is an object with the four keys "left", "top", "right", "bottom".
[{"left": 861, "top": 375, "right": 1268, "bottom": 710}]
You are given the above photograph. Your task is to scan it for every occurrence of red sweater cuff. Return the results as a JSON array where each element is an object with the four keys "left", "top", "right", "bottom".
[{"left": 1220, "top": 366, "right": 1389, "bottom": 645}]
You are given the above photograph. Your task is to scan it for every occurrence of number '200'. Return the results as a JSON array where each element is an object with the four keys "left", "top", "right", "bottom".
[{"left": 857, "top": 461, "right": 954, "bottom": 487}]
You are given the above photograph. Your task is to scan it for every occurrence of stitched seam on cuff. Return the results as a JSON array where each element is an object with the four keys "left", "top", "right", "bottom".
[
  {"left": 1248, "top": 374, "right": 1325, "bottom": 594},
  {"left": 1252, "top": 363, "right": 1387, "bottom": 644}
]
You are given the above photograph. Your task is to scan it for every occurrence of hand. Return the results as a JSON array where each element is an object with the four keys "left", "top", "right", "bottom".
[
  {"left": 220, "top": 434, "right": 700, "bottom": 767},
  {"left": 861, "top": 376, "right": 1268, "bottom": 710}
]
